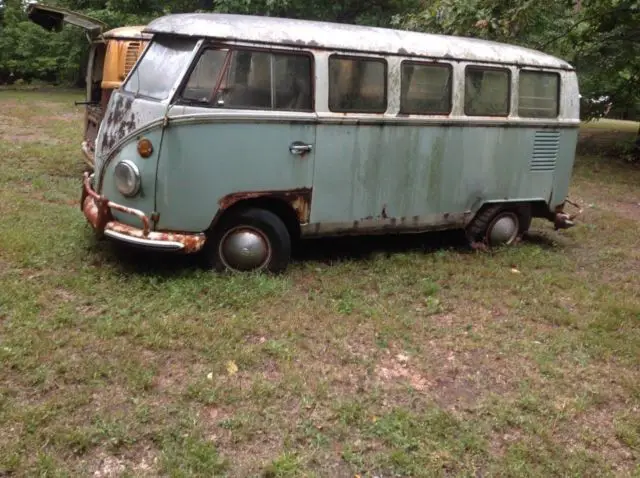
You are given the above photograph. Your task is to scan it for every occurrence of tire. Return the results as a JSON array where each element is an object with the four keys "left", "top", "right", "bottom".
[
  {"left": 205, "top": 208, "right": 291, "bottom": 273},
  {"left": 466, "top": 204, "right": 531, "bottom": 247}
]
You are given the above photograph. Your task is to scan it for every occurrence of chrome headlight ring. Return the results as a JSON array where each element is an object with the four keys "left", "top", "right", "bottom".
[{"left": 114, "top": 160, "right": 141, "bottom": 197}]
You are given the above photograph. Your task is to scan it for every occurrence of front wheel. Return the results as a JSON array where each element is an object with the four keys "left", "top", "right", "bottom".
[{"left": 205, "top": 208, "right": 291, "bottom": 273}]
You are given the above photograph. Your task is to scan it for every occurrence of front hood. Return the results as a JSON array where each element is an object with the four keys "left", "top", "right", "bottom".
[
  {"left": 94, "top": 90, "right": 168, "bottom": 185},
  {"left": 26, "top": 3, "right": 107, "bottom": 38}
]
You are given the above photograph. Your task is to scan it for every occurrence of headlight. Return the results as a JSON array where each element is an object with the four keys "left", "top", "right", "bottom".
[{"left": 114, "top": 160, "right": 141, "bottom": 197}]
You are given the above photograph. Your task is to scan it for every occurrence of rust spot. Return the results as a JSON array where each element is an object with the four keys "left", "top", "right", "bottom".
[
  {"left": 106, "top": 222, "right": 206, "bottom": 253},
  {"left": 218, "top": 188, "right": 312, "bottom": 224},
  {"left": 82, "top": 172, "right": 204, "bottom": 253},
  {"left": 103, "top": 94, "right": 137, "bottom": 152}
]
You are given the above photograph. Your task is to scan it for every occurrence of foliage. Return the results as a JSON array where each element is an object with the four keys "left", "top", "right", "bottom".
[
  {"left": 572, "top": 0, "right": 640, "bottom": 120},
  {"left": 0, "top": 0, "right": 638, "bottom": 123},
  {"left": 0, "top": 1, "right": 86, "bottom": 84}
]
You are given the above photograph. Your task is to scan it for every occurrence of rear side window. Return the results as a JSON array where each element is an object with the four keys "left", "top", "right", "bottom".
[
  {"left": 123, "top": 37, "right": 197, "bottom": 100},
  {"left": 400, "top": 62, "right": 452, "bottom": 114},
  {"left": 180, "top": 48, "right": 313, "bottom": 111},
  {"left": 518, "top": 71, "right": 560, "bottom": 118},
  {"left": 329, "top": 56, "right": 387, "bottom": 113},
  {"left": 465, "top": 67, "right": 510, "bottom": 116}
]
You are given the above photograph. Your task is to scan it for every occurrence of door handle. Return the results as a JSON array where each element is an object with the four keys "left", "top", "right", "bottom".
[{"left": 289, "top": 141, "right": 313, "bottom": 155}]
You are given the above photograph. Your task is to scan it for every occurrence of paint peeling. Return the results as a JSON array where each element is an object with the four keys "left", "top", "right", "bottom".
[{"left": 218, "top": 188, "right": 312, "bottom": 224}]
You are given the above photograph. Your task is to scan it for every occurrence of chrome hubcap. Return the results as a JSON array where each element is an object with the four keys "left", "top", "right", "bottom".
[
  {"left": 219, "top": 227, "right": 271, "bottom": 271},
  {"left": 487, "top": 212, "right": 519, "bottom": 246}
]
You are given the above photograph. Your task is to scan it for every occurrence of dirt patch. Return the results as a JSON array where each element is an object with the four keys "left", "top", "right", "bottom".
[
  {"left": 154, "top": 358, "right": 209, "bottom": 395},
  {"left": 0, "top": 115, "right": 60, "bottom": 144},
  {"left": 375, "top": 354, "right": 431, "bottom": 392},
  {"left": 612, "top": 200, "right": 640, "bottom": 221},
  {"left": 216, "top": 437, "right": 284, "bottom": 478},
  {"left": 45, "top": 113, "right": 81, "bottom": 122},
  {"left": 88, "top": 448, "right": 158, "bottom": 477},
  {"left": 561, "top": 407, "right": 636, "bottom": 474},
  {"left": 489, "top": 427, "right": 525, "bottom": 457},
  {"left": 372, "top": 340, "right": 530, "bottom": 415}
]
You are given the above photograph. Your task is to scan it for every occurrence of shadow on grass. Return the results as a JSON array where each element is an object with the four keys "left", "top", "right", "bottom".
[
  {"left": 522, "top": 230, "right": 571, "bottom": 249},
  {"left": 87, "top": 228, "right": 472, "bottom": 277},
  {"left": 86, "top": 225, "right": 570, "bottom": 277}
]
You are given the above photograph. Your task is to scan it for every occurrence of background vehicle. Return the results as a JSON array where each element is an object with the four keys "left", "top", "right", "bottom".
[{"left": 27, "top": 3, "right": 150, "bottom": 168}]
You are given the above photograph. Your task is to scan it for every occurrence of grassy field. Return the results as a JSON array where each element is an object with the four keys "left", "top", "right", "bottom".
[{"left": 0, "top": 90, "right": 639, "bottom": 477}]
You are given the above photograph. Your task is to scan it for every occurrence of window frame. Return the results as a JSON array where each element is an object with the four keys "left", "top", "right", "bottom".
[
  {"left": 328, "top": 54, "right": 388, "bottom": 114},
  {"left": 463, "top": 65, "right": 512, "bottom": 117},
  {"left": 399, "top": 60, "right": 453, "bottom": 115},
  {"left": 175, "top": 44, "right": 315, "bottom": 112},
  {"left": 122, "top": 36, "right": 199, "bottom": 102},
  {"left": 517, "top": 69, "right": 561, "bottom": 119}
]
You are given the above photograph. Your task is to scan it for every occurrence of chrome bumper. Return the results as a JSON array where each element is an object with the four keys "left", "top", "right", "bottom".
[{"left": 80, "top": 172, "right": 206, "bottom": 253}]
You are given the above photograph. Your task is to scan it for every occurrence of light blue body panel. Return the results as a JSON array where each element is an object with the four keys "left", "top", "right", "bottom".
[
  {"left": 549, "top": 128, "right": 580, "bottom": 206},
  {"left": 96, "top": 114, "right": 578, "bottom": 234},
  {"left": 154, "top": 113, "right": 316, "bottom": 232},
  {"left": 99, "top": 127, "right": 163, "bottom": 225},
  {"left": 310, "top": 123, "right": 578, "bottom": 224}
]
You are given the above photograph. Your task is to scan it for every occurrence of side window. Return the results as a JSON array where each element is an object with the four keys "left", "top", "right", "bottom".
[
  {"left": 182, "top": 49, "right": 228, "bottom": 103},
  {"left": 464, "top": 67, "right": 510, "bottom": 116},
  {"left": 180, "top": 48, "right": 313, "bottom": 111},
  {"left": 400, "top": 62, "right": 452, "bottom": 114},
  {"left": 273, "top": 54, "right": 313, "bottom": 110},
  {"left": 329, "top": 56, "right": 387, "bottom": 113},
  {"left": 518, "top": 71, "right": 560, "bottom": 118}
]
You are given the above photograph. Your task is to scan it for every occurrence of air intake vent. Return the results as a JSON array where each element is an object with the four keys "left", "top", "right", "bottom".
[
  {"left": 531, "top": 130, "right": 560, "bottom": 172},
  {"left": 124, "top": 42, "right": 141, "bottom": 76}
]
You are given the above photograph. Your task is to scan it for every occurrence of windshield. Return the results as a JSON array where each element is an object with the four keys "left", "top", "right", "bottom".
[{"left": 123, "top": 36, "right": 197, "bottom": 101}]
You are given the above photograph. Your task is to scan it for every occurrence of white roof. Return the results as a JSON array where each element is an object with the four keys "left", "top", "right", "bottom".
[{"left": 144, "top": 13, "right": 573, "bottom": 70}]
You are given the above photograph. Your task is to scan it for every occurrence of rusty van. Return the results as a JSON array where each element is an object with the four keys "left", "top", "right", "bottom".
[
  {"left": 80, "top": 13, "right": 581, "bottom": 273},
  {"left": 27, "top": 3, "right": 150, "bottom": 168}
]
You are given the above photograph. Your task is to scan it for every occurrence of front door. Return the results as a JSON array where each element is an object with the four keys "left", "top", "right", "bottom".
[{"left": 153, "top": 46, "right": 317, "bottom": 233}]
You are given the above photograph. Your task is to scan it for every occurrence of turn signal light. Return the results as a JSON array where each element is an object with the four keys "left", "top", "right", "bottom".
[{"left": 137, "top": 138, "right": 153, "bottom": 158}]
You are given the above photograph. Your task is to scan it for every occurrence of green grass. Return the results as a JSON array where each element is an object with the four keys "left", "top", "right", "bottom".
[
  {"left": 1, "top": 91, "right": 639, "bottom": 477},
  {"left": 581, "top": 118, "right": 639, "bottom": 133}
]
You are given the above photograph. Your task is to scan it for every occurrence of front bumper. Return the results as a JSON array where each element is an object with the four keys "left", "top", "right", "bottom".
[{"left": 81, "top": 172, "right": 206, "bottom": 253}]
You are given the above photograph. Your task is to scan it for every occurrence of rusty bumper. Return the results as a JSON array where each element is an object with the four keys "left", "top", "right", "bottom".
[
  {"left": 81, "top": 172, "right": 206, "bottom": 253},
  {"left": 553, "top": 198, "right": 583, "bottom": 230}
]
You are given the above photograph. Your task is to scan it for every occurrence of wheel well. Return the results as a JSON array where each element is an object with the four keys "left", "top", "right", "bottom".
[
  {"left": 472, "top": 201, "right": 546, "bottom": 219},
  {"left": 211, "top": 197, "right": 301, "bottom": 242},
  {"left": 468, "top": 201, "right": 539, "bottom": 234}
]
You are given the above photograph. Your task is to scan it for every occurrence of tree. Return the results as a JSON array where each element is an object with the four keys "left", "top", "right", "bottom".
[
  {"left": 570, "top": 0, "right": 640, "bottom": 119},
  {"left": 392, "top": 0, "right": 576, "bottom": 49}
]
